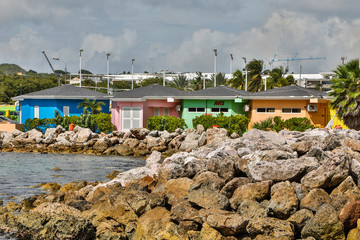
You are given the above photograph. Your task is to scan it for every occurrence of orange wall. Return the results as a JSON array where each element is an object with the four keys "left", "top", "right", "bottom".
[
  {"left": 0, "top": 123, "right": 23, "bottom": 132},
  {"left": 249, "top": 100, "right": 329, "bottom": 129}
]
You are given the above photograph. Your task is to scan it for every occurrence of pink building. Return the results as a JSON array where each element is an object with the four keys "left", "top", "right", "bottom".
[{"left": 111, "top": 85, "right": 184, "bottom": 131}]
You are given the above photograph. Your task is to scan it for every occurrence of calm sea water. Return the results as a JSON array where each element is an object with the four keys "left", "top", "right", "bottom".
[{"left": 0, "top": 152, "right": 145, "bottom": 205}]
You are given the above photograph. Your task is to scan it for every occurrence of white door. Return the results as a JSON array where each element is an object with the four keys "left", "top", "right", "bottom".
[{"left": 122, "top": 107, "right": 141, "bottom": 131}]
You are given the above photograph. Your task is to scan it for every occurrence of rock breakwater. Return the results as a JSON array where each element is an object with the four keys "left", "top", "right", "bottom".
[{"left": 1, "top": 127, "right": 360, "bottom": 239}]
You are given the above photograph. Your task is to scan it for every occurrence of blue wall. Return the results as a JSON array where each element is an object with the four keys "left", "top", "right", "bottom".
[{"left": 19, "top": 99, "right": 110, "bottom": 124}]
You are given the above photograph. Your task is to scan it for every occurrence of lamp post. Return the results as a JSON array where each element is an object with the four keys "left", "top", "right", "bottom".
[
  {"left": 229, "top": 53, "right": 233, "bottom": 74},
  {"left": 131, "top": 59, "right": 135, "bottom": 89},
  {"left": 79, "top": 49, "right": 84, "bottom": 87},
  {"left": 106, "top": 53, "right": 111, "bottom": 94},
  {"left": 52, "top": 57, "right": 67, "bottom": 85},
  {"left": 213, "top": 49, "right": 217, "bottom": 87},
  {"left": 161, "top": 69, "right": 168, "bottom": 86},
  {"left": 242, "top": 57, "right": 247, "bottom": 91}
]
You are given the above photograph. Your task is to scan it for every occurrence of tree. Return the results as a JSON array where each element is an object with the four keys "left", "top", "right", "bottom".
[
  {"left": 226, "top": 69, "right": 245, "bottom": 90},
  {"left": 266, "top": 66, "right": 295, "bottom": 89},
  {"left": 190, "top": 72, "right": 208, "bottom": 91},
  {"left": 329, "top": 59, "right": 360, "bottom": 130},
  {"left": 136, "top": 77, "right": 163, "bottom": 88},
  {"left": 247, "top": 59, "right": 264, "bottom": 92},
  {"left": 77, "top": 98, "right": 106, "bottom": 114},
  {"left": 210, "top": 72, "right": 227, "bottom": 86},
  {"left": 169, "top": 74, "right": 191, "bottom": 91}
]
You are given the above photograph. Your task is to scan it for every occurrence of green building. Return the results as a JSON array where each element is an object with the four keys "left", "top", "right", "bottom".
[{"left": 181, "top": 86, "right": 251, "bottom": 128}]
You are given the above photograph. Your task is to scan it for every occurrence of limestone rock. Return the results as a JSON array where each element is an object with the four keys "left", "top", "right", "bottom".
[
  {"left": 114, "top": 143, "right": 134, "bottom": 156},
  {"left": 188, "top": 187, "right": 230, "bottom": 210},
  {"left": 230, "top": 181, "right": 271, "bottom": 210},
  {"left": 246, "top": 217, "right": 295, "bottom": 240},
  {"left": 300, "top": 188, "right": 332, "bottom": 212},
  {"left": 130, "top": 128, "right": 150, "bottom": 140},
  {"left": 191, "top": 171, "right": 226, "bottom": 192},
  {"left": 339, "top": 201, "right": 360, "bottom": 230},
  {"left": 164, "top": 177, "right": 193, "bottom": 205},
  {"left": 237, "top": 200, "right": 268, "bottom": 219},
  {"left": 288, "top": 209, "right": 314, "bottom": 233},
  {"left": 268, "top": 181, "right": 298, "bottom": 219},
  {"left": 301, "top": 204, "right": 345, "bottom": 240},
  {"left": 220, "top": 177, "right": 251, "bottom": 199}
]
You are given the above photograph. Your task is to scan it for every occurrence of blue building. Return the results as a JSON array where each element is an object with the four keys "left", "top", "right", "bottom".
[{"left": 12, "top": 85, "right": 110, "bottom": 124}]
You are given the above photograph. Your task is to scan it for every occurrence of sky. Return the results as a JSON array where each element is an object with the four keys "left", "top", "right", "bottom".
[{"left": 0, "top": 0, "right": 359, "bottom": 75}]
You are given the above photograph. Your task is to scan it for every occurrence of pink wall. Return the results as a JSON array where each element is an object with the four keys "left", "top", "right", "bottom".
[{"left": 111, "top": 99, "right": 180, "bottom": 131}]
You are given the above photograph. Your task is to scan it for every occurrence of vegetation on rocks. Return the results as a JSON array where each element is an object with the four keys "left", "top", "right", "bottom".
[{"left": 146, "top": 115, "right": 187, "bottom": 132}]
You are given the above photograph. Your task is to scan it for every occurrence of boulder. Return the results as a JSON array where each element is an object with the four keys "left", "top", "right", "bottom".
[
  {"left": 133, "top": 207, "right": 181, "bottom": 240},
  {"left": 339, "top": 201, "right": 360, "bottom": 230},
  {"left": 130, "top": 128, "right": 150, "bottom": 140},
  {"left": 17, "top": 202, "right": 95, "bottom": 240},
  {"left": 300, "top": 188, "right": 332, "bottom": 212},
  {"left": 123, "top": 138, "right": 140, "bottom": 149},
  {"left": 164, "top": 177, "right": 193, "bottom": 205},
  {"left": 237, "top": 200, "right": 268, "bottom": 219},
  {"left": 74, "top": 127, "right": 93, "bottom": 143},
  {"left": 188, "top": 187, "right": 230, "bottom": 210},
  {"left": 206, "top": 128, "right": 228, "bottom": 148},
  {"left": 246, "top": 217, "right": 295, "bottom": 240},
  {"left": 301, "top": 150, "right": 350, "bottom": 189},
  {"left": 268, "top": 181, "right": 298, "bottom": 219},
  {"left": 179, "top": 132, "right": 199, "bottom": 151},
  {"left": 230, "top": 181, "right": 272, "bottom": 210},
  {"left": 145, "top": 135, "right": 161, "bottom": 149},
  {"left": 207, "top": 151, "right": 236, "bottom": 181},
  {"left": 191, "top": 171, "right": 226, "bottom": 192},
  {"left": 347, "top": 219, "right": 360, "bottom": 240},
  {"left": 170, "top": 199, "right": 201, "bottom": 224},
  {"left": 92, "top": 137, "right": 109, "bottom": 152},
  {"left": 288, "top": 209, "right": 314, "bottom": 233},
  {"left": 114, "top": 143, "right": 134, "bottom": 156},
  {"left": 301, "top": 204, "right": 345, "bottom": 240},
  {"left": 344, "top": 138, "right": 360, "bottom": 152},
  {"left": 199, "top": 209, "right": 249, "bottom": 236},
  {"left": 220, "top": 177, "right": 251, "bottom": 199},
  {"left": 246, "top": 158, "right": 308, "bottom": 182}
]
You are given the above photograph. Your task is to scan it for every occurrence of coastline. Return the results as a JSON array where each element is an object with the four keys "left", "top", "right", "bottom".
[{"left": 1, "top": 127, "right": 360, "bottom": 239}]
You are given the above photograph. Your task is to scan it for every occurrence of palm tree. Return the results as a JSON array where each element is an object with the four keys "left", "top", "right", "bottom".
[
  {"left": 210, "top": 72, "right": 227, "bottom": 87},
  {"left": 169, "top": 74, "right": 191, "bottom": 91},
  {"left": 247, "top": 59, "right": 264, "bottom": 92},
  {"left": 226, "top": 69, "right": 245, "bottom": 90},
  {"left": 190, "top": 72, "right": 207, "bottom": 91},
  {"left": 266, "top": 66, "right": 295, "bottom": 89},
  {"left": 77, "top": 98, "right": 106, "bottom": 114},
  {"left": 329, "top": 59, "right": 360, "bottom": 130}
]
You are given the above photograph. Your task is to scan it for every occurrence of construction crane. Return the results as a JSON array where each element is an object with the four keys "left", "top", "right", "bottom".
[
  {"left": 42, "top": 51, "right": 61, "bottom": 86},
  {"left": 270, "top": 53, "right": 326, "bottom": 68}
]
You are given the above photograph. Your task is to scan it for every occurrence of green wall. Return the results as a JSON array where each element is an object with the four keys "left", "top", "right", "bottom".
[{"left": 182, "top": 99, "right": 248, "bottom": 128}]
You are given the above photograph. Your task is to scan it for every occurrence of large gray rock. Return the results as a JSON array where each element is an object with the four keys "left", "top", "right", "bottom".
[
  {"left": 74, "top": 127, "right": 93, "bottom": 143},
  {"left": 179, "top": 132, "right": 199, "bottom": 151},
  {"left": 188, "top": 187, "right": 230, "bottom": 210},
  {"left": 130, "top": 128, "right": 150, "bottom": 140},
  {"left": 301, "top": 149, "right": 350, "bottom": 189}
]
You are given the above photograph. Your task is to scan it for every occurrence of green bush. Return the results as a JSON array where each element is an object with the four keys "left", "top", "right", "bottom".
[
  {"left": 25, "top": 111, "right": 114, "bottom": 133},
  {"left": 252, "top": 116, "right": 315, "bottom": 132},
  {"left": 192, "top": 113, "right": 250, "bottom": 136},
  {"left": 146, "top": 115, "right": 187, "bottom": 132}
]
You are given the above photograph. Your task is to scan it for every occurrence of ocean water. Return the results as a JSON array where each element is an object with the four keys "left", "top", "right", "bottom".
[{"left": 0, "top": 152, "right": 145, "bottom": 205}]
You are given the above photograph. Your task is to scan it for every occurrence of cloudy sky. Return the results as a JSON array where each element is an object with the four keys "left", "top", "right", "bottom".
[{"left": 1, "top": 0, "right": 359, "bottom": 75}]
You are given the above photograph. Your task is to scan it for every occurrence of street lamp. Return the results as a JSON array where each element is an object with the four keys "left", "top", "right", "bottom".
[
  {"left": 242, "top": 57, "right": 247, "bottom": 91},
  {"left": 213, "top": 49, "right": 217, "bottom": 87},
  {"left": 229, "top": 54, "right": 233, "bottom": 74},
  {"left": 106, "top": 53, "right": 111, "bottom": 94},
  {"left": 131, "top": 59, "right": 135, "bottom": 89},
  {"left": 52, "top": 57, "right": 67, "bottom": 85},
  {"left": 79, "top": 49, "right": 84, "bottom": 87},
  {"left": 161, "top": 69, "right": 168, "bottom": 86}
]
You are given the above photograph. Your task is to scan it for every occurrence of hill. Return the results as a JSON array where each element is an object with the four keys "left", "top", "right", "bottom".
[{"left": 0, "top": 63, "right": 26, "bottom": 75}]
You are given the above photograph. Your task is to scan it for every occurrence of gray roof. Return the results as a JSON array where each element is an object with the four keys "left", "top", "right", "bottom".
[
  {"left": 112, "top": 84, "right": 186, "bottom": 100},
  {"left": 12, "top": 85, "right": 110, "bottom": 101},
  {"left": 243, "top": 85, "right": 329, "bottom": 100},
  {"left": 183, "top": 86, "right": 252, "bottom": 99}
]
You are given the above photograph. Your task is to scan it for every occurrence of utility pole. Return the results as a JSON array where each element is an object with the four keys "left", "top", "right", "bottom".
[
  {"left": 79, "top": 49, "right": 84, "bottom": 87},
  {"left": 242, "top": 57, "right": 247, "bottom": 91},
  {"left": 106, "top": 53, "right": 110, "bottom": 94},
  {"left": 229, "top": 53, "right": 233, "bottom": 74},
  {"left": 213, "top": 49, "right": 217, "bottom": 87},
  {"left": 131, "top": 59, "right": 135, "bottom": 89}
]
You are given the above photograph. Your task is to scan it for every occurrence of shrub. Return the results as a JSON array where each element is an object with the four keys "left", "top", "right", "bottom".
[
  {"left": 24, "top": 118, "right": 56, "bottom": 132},
  {"left": 146, "top": 115, "right": 187, "bottom": 132},
  {"left": 192, "top": 113, "right": 250, "bottom": 136},
  {"left": 91, "top": 112, "right": 114, "bottom": 133},
  {"left": 252, "top": 116, "right": 315, "bottom": 132}
]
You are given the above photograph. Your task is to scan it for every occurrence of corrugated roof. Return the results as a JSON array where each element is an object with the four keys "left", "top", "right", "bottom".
[
  {"left": 185, "top": 86, "right": 252, "bottom": 97},
  {"left": 112, "top": 84, "right": 185, "bottom": 99},
  {"left": 247, "top": 85, "right": 328, "bottom": 98},
  {"left": 12, "top": 85, "right": 110, "bottom": 100}
]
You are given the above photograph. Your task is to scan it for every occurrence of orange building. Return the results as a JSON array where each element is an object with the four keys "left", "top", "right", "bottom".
[{"left": 244, "top": 86, "right": 330, "bottom": 129}]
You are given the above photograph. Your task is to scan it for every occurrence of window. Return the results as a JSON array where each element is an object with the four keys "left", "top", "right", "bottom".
[
  {"left": 188, "top": 107, "right": 205, "bottom": 113},
  {"left": 257, "top": 108, "right": 275, "bottom": 113},
  {"left": 211, "top": 108, "right": 229, "bottom": 113},
  {"left": 34, "top": 106, "right": 39, "bottom": 118},
  {"left": 282, "top": 108, "right": 301, "bottom": 113},
  {"left": 164, "top": 108, "right": 170, "bottom": 116},
  {"left": 0, "top": 111, "right": 4, "bottom": 116},
  {"left": 154, "top": 107, "right": 160, "bottom": 116},
  {"left": 63, "top": 106, "right": 70, "bottom": 116}
]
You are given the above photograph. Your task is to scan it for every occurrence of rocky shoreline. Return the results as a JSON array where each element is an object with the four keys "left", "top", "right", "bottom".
[
  {"left": 1, "top": 127, "right": 360, "bottom": 239},
  {"left": 0, "top": 125, "right": 215, "bottom": 157}
]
